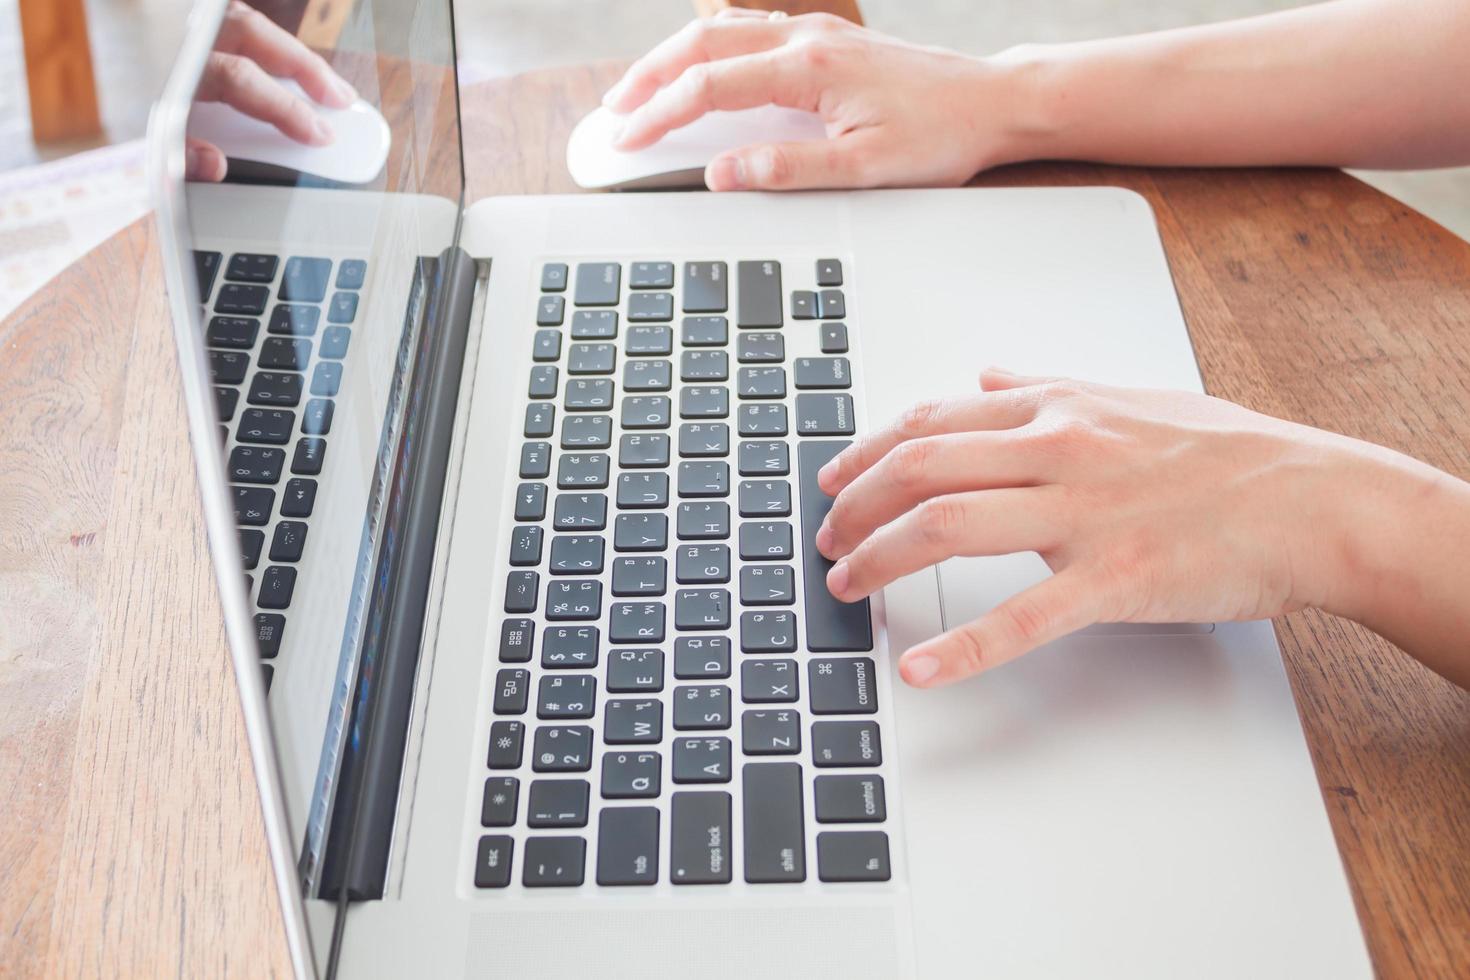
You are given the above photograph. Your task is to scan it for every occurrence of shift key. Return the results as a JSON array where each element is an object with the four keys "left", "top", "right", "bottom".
[
  {"left": 670, "top": 791, "right": 732, "bottom": 884},
  {"left": 743, "top": 762, "right": 805, "bottom": 882},
  {"left": 736, "top": 261, "right": 782, "bottom": 328}
]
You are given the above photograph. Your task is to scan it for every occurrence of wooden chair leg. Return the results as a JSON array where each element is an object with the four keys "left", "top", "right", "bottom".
[
  {"left": 692, "top": 0, "right": 865, "bottom": 25},
  {"left": 18, "top": 0, "right": 102, "bottom": 144}
]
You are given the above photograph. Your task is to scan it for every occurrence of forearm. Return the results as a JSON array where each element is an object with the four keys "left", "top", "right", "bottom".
[{"left": 994, "top": 0, "right": 1470, "bottom": 171}]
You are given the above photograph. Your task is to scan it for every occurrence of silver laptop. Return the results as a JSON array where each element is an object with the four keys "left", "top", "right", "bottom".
[{"left": 149, "top": 1, "right": 1370, "bottom": 976}]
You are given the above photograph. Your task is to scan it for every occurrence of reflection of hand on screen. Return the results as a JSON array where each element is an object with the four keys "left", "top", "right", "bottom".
[{"left": 187, "top": 1, "right": 357, "bottom": 181}]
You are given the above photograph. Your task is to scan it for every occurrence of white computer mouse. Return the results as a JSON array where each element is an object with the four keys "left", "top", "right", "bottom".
[
  {"left": 566, "top": 104, "right": 828, "bottom": 191},
  {"left": 186, "top": 79, "right": 391, "bottom": 185}
]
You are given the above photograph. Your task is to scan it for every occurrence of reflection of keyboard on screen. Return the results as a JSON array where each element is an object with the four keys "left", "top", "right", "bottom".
[
  {"left": 475, "top": 258, "right": 892, "bottom": 890},
  {"left": 193, "top": 249, "right": 364, "bottom": 692}
]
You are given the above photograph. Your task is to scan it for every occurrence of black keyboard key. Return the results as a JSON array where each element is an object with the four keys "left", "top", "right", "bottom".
[
  {"left": 814, "top": 774, "right": 886, "bottom": 823},
  {"left": 623, "top": 359, "right": 671, "bottom": 392},
  {"left": 291, "top": 437, "right": 326, "bottom": 476},
  {"left": 738, "top": 442, "right": 788, "bottom": 476},
  {"left": 610, "top": 557, "right": 666, "bottom": 597},
  {"left": 531, "top": 725, "right": 593, "bottom": 772},
  {"left": 798, "top": 441, "right": 873, "bottom": 651},
  {"left": 743, "top": 762, "right": 806, "bottom": 882},
  {"left": 509, "top": 525, "right": 544, "bottom": 567},
  {"left": 574, "top": 262, "right": 620, "bottom": 307},
  {"left": 268, "top": 520, "right": 308, "bottom": 562},
  {"left": 625, "top": 324, "right": 672, "bottom": 355},
  {"left": 621, "top": 396, "right": 671, "bottom": 430},
  {"left": 677, "top": 461, "right": 729, "bottom": 498},
  {"left": 236, "top": 408, "right": 294, "bottom": 445},
  {"left": 529, "top": 365, "right": 559, "bottom": 399},
  {"left": 552, "top": 492, "right": 606, "bottom": 530},
  {"left": 193, "top": 250, "right": 222, "bottom": 299},
  {"left": 738, "top": 479, "right": 793, "bottom": 518},
  {"left": 228, "top": 446, "right": 285, "bottom": 484},
  {"left": 672, "top": 737, "right": 730, "bottom": 785},
  {"left": 673, "top": 684, "right": 730, "bottom": 731},
  {"left": 630, "top": 261, "right": 675, "bottom": 289},
  {"left": 549, "top": 534, "right": 604, "bottom": 575},
  {"left": 540, "top": 625, "right": 596, "bottom": 669},
  {"left": 794, "top": 357, "right": 852, "bottom": 390},
  {"left": 209, "top": 350, "right": 250, "bottom": 385},
  {"left": 820, "top": 322, "right": 849, "bottom": 354},
  {"left": 302, "top": 398, "right": 333, "bottom": 435},
  {"left": 737, "top": 331, "right": 784, "bottom": 363},
  {"left": 676, "top": 501, "right": 729, "bottom": 540},
  {"left": 556, "top": 453, "right": 609, "bottom": 489},
  {"left": 499, "top": 618, "right": 535, "bottom": 663},
  {"left": 681, "top": 350, "right": 728, "bottom": 382},
  {"left": 736, "top": 260, "right": 781, "bottom": 327},
  {"left": 232, "top": 486, "right": 275, "bottom": 526},
  {"left": 601, "top": 750, "right": 661, "bottom": 797},
  {"left": 520, "top": 441, "right": 552, "bottom": 479},
  {"left": 524, "top": 402, "right": 555, "bottom": 438},
  {"left": 258, "top": 565, "right": 296, "bottom": 609},
  {"left": 254, "top": 613, "right": 285, "bottom": 658},
  {"left": 613, "top": 513, "right": 667, "bottom": 552},
  {"left": 607, "top": 649, "right": 664, "bottom": 693},
  {"left": 679, "top": 386, "right": 729, "bottom": 419},
  {"left": 280, "top": 478, "right": 316, "bottom": 517},
  {"left": 811, "top": 721, "right": 881, "bottom": 767},
  {"left": 737, "top": 366, "right": 786, "bottom": 400},
  {"left": 681, "top": 315, "right": 727, "bottom": 347},
  {"left": 682, "top": 261, "right": 728, "bottom": 313},
  {"left": 738, "top": 403, "right": 787, "bottom": 436},
  {"left": 536, "top": 294, "right": 565, "bottom": 326},
  {"left": 482, "top": 777, "right": 520, "bottom": 827},
  {"left": 740, "top": 565, "right": 795, "bottom": 605},
  {"left": 739, "top": 521, "right": 793, "bottom": 560},
  {"left": 494, "top": 668, "right": 531, "bottom": 714},
  {"left": 790, "top": 290, "right": 817, "bottom": 320},
  {"left": 327, "top": 292, "right": 358, "bottom": 324},
  {"left": 522, "top": 836, "right": 586, "bottom": 887},
  {"left": 675, "top": 544, "right": 729, "bottom": 585},
  {"left": 568, "top": 343, "right": 616, "bottom": 375},
  {"left": 320, "top": 325, "right": 351, "bottom": 360},
  {"left": 474, "top": 836, "right": 514, "bottom": 888},
  {"left": 336, "top": 259, "right": 367, "bottom": 290},
  {"left": 247, "top": 371, "right": 303, "bottom": 406},
  {"left": 570, "top": 310, "right": 618, "bottom": 339},
  {"left": 280, "top": 256, "right": 332, "bottom": 302},
  {"left": 214, "top": 386, "right": 239, "bottom": 422},
  {"left": 815, "top": 258, "right": 843, "bottom": 287},
  {"left": 674, "top": 589, "right": 730, "bottom": 631},
  {"left": 740, "top": 610, "right": 797, "bottom": 653},
  {"left": 310, "top": 362, "right": 341, "bottom": 396},
  {"left": 487, "top": 720, "right": 525, "bottom": 768},
  {"left": 564, "top": 380, "right": 615, "bottom": 414},
  {"left": 540, "top": 262, "right": 568, "bottom": 292},
  {"left": 678, "top": 423, "right": 729, "bottom": 459},
  {"left": 742, "top": 659, "right": 799, "bottom": 703},
  {"left": 795, "top": 393, "right": 854, "bottom": 436},
  {"left": 816, "top": 831, "right": 890, "bottom": 882},
  {"left": 504, "top": 570, "right": 539, "bottom": 613},
  {"left": 604, "top": 698, "right": 663, "bottom": 744},
  {"left": 527, "top": 779, "right": 590, "bottom": 827},
  {"left": 818, "top": 289, "right": 846, "bottom": 319},
  {"left": 514, "top": 482, "right": 547, "bottom": 521},
  {"left": 674, "top": 635, "right": 730, "bottom": 679},
  {"left": 597, "top": 807, "right": 660, "bottom": 885},
  {"left": 215, "top": 283, "right": 269, "bottom": 315},
  {"left": 609, "top": 601, "right": 665, "bottom": 644},
  {"left": 268, "top": 304, "right": 319, "bottom": 336},
  {"left": 670, "top": 791, "right": 732, "bottom": 883},
  {"left": 546, "top": 580, "right": 603, "bottom": 621},
  {"left": 742, "top": 709, "right": 801, "bottom": 754},
  {"left": 627, "top": 292, "right": 673, "bottom": 322},
  {"left": 619, "top": 433, "right": 670, "bottom": 469},
  {"left": 206, "top": 315, "right": 259, "bottom": 349},
  {"left": 616, "top": 472, "right": 668, "bottom": 509},
  {"left": 239, "top": 528, "right": 264, "bottom": 570},
  {"left": 258, "top": 337, "right": 311, "bottom": 371},
  {"left": 542, "top": 627, "right": 599, "bottom": 669},
  {"left": 533, "top": 329, "right": 562, "bottom": 362},
  {"left": 809, "top": 657, "right": 878, "bottom": 714}
]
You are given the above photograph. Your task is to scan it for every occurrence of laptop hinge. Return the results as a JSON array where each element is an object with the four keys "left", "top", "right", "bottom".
[{"left": 317, "top": 244, "right": 478, "bottom": 905}]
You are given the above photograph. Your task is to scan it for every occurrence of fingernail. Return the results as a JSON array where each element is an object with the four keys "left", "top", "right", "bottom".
[
  {"left": 903, "top": 654, "right": 940, "bottom": 686},
  {"left": 826, "top": 559, "right": 849, "bottom": 598},
  {"left": 814, "top": 522, "right": 834, "bottom": 557},
  {"left": 311, "top": 116, "right": 334, "bottom": 144},
  {"left": 817, "top": 458, "right": 839, "bottom": 489},
  {"left": 185, "top": 146, "right": 201, "bottom": 175},
  {"left": 708, "top": 156, "right": 745, "bottom": 190},
  {"left": 332, "top": 76, "right": 357, "bottom": 103},
  {"left": 602, "top": 80, "right": 626, "bottom": 107}
]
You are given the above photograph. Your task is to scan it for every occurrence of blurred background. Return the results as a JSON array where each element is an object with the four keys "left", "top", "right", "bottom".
[{"left": 3, "top": 0, "right": 1468, "bottom": 316}]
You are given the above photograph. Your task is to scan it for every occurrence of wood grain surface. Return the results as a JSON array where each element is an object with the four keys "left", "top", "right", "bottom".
[
  {"left": 2, "top": 57, "right": 1468, "bottom": 979},
  {"left": 17, "top": 0, "right": 101, "bottom": 143}
]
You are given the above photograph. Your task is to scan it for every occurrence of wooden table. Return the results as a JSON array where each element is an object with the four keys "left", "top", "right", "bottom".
[{"left": 3, "top": 60, "right": 1469, "bottom": 978}]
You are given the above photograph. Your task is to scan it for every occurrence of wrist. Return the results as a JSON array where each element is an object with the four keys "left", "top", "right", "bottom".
[{"left": 981, "top": 42, "right": 1076, "bottom": 167}]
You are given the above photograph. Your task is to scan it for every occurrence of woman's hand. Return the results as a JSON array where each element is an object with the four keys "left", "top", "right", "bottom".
[
  {"left": 601, "top": 9, "right": 1028, "bottom": 191},
  {"left": 815, "top": 368, "right": 1465, "bottom": 688},
  {"left": 187, "top": 1, "right": 357, "bottom": 181}
]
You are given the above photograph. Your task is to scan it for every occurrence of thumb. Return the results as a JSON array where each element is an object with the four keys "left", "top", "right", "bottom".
[
  {"left": 705, "top": 134, "right": 873, "bottom": 191},
  {"left": 899, "top": 568, "right": 1102, "bottom": 687}
]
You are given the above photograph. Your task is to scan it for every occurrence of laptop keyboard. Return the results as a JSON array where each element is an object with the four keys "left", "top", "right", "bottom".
[
  {"left": 475, "top": 258, "right": 893, "bottom": 890},
  {"left": 193, "top": 249, "right": 365, "bottom": 692}
]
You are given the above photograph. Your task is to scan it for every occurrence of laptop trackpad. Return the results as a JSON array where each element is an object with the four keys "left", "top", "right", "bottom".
[{"left": 937, "top": 553, "right": 1214, "bottom": 637}]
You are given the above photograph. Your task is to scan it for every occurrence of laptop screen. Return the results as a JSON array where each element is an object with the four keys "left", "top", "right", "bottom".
[{"left": 163, "top": 0, "right": 467, "bottom": 943}]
